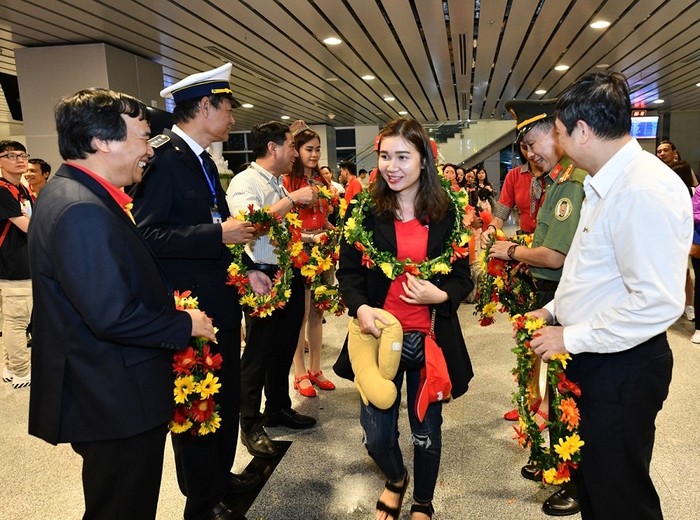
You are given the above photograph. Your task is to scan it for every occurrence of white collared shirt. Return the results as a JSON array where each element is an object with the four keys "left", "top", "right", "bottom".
[
  {"left": 170, "top": 125, "right": 208, "bottom": 173},
  {"left": 226, "top": 162, "right": 290, "bottom": 264},
  {"left": 545, "top": 139, "right": 693, "bottom": 354}
]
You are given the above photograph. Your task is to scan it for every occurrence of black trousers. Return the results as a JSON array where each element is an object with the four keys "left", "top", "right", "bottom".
[
  {"left": 240, "top": 270, "right": 305, "bottom": 433},
  {"left": 71, "top": 423, "right": 168, "bottom": 520},
  {"left": 172, "top": 329, "right": 241, "bottom": 520},
  {"left": 566, "top": 333, "right": 672, "bottom": 520}
]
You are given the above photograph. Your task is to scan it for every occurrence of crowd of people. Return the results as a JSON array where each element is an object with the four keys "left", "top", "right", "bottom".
[{"left": 0, "top": 64, "right": 694, "bottom": 520}]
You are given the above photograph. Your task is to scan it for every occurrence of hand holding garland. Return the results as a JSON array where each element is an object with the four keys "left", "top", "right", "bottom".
[
  {"left": 220, "top": 217, "right": 254, "bottom": 245},
  {"left": 529, "top": 308, "right": 568, "bottom": 362},
  {"left": 184, "top": 308, "right": 217, "bottom": 342},
  {"left": 399, "top": 272, "right": 448, "bottom": 306},
  {"left": 511, "top": 313, "right": 584, "bottom": 485}
]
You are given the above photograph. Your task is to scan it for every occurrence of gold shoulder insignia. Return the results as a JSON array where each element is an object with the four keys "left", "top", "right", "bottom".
[
  {"left": 557, "top": 164, "right": 574, "bottom": 184},
  {"left": 148, "top": 134, "right": 170, "bottom": 148}
]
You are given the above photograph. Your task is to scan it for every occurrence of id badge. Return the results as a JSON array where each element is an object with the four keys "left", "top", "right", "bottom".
[{"left": 210, "top": 205, "right": 222, "bottom": 224}]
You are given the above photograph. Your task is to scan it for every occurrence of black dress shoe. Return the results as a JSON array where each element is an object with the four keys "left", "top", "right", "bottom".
[
  {"left": 226, "top": 471, "right": 261, "bottom": 494},
  {"left": 240, "top": 429, "right": 278, "bottom": 458},
  {"left": 521, "top": 463, "right": 541, "bottom": 482},
  {"left": 205, "top": 501, "right": 246, "bottom": 520},
  {"left": 265, "top": 407, "right": 317, "bottom": 429},
  {"left": 542, "top": 487, "right": 580, "bottom": 516}
]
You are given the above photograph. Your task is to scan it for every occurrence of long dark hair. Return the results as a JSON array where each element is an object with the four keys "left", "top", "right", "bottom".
[
  {"left": 287, "top": 128, "right": 328, "bottom": 192},
  {"left": 371, "top": 118, "right": 450, "bottom": 224}
]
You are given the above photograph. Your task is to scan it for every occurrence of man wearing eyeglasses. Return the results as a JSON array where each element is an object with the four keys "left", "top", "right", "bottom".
[{"left": 0, "top": 140, "right": 33, "bottom": 389}]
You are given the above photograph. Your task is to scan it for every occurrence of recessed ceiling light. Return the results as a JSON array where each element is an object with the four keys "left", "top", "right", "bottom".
[
  {"left": 383, "top": 96, "right": 395, "bottom": 102},
  {"left": 323, "top": 37, "right": 342, "bottom": 45},
  {"left": 398, "top": 110, "right": 408, "bottom": 115},
  {"left": 653, "top": 99, "right": 664, "bottom": 104},
  {"left": 241, "top": 103, "right": 254, "bottom": 108},
  {"left": 696, "top": 82, "right": 700, "bottom": 87},
  {"left": 554, "top": 65, "right": 570, "bottom": 72},
  {"left": 535, "top": 89, "right": 547, "bottom": 95},
  {"left": 589, "top": 20, "right": 611, "bottom": 29},
  {"left": 281, "top": 115, "right": 290, "bottom": 119},
  {"left": 595, "top": 63, "right": 610, "bottom": 69},
  {"left": 361, "top": 74, "right": 375, "bottom": 81},
  {"left": 326, "top": 77, "right": 339, "bottom": 82}
]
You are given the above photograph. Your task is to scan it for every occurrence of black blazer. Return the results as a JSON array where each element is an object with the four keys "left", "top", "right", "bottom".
[
  {"left": 28, "top": 164, "right": 192, "bottom": 444},
  {"left": 335, "top": 206, "right": 474, "bottom": 398},
  {"left": 130, "top": 129, "right": 240, "bottom": 331}
]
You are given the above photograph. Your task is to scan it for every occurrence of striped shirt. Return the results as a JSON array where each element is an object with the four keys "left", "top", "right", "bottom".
[{"left": 226, "top": 162, "right": 290, "bottom": 264}]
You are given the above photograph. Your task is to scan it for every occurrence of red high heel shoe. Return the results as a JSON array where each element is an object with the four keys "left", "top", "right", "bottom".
[
  {"left": 308, "top": 370, "right": 336, "bottom": 391},
  {"left": 294, "top": 374, "right": 317, "bottom": 397}
]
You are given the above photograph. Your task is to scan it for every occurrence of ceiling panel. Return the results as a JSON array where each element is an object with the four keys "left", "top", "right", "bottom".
[{"left": 0, "top": 0, "right": 697, "bottom": 133}]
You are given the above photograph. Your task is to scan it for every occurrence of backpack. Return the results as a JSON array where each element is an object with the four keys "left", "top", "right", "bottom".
[{"left": 0, "top": 178, "right": 28, "bottom": 248}]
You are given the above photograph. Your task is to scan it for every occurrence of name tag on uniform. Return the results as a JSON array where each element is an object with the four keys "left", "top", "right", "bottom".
[{"left": 210, "top": 205, "right": 222, "bottom": 224}]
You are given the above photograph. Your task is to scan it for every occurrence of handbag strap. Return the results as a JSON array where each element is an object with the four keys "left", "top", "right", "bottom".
[{"left": 429, "top": 308, "right": 436, "bottom": 337}]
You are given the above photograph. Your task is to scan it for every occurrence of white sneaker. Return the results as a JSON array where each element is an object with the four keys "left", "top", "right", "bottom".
[
  {"left": 686, "top": 306, "right": 695, "bottom": 321},
  {"left": 11, "top": 372, "right": 30, "bottom": 389},
  {"left": 2, "top": 366, "right": 13, "bottom": 382},
  {"left": 691, "top": 331, "right": 700, "bottom": 344}
]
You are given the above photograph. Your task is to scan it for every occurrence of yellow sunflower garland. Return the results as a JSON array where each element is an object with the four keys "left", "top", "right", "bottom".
[
  {"left": 226, "top": 205, "right": 304, "bottom": 318},
  {"left": 474, "top": 232, "right": 537, "bottom": 326},
  {"left": 297, "top": 186, "right": 347, "bottom": 316},
  {"left": 170, "top": 290, "right": 222, "bottom": 436},
  {"left": 343, "top": 178, "right": 471, "bottom": 279},
  {"left": 510, "top": 314, "right": 584, "bottom": 485}
]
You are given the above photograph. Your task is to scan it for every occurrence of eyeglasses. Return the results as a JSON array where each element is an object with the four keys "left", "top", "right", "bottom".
[{"left": 0, "top": 153, "right": 30, "bottom": 161}]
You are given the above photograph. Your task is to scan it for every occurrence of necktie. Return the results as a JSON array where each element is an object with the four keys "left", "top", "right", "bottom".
[
  {"left": 200, "top": 151, "right": 220, "bottom": 207},
  {"left": 530, "top": 175, "right": 543, "bottom": 216},
  {"left": 200, "top": 151, "right": 218, "bottom": 183}
]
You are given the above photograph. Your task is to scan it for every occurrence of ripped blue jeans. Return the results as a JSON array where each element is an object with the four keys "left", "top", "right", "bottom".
[{"left": 360, "top": 368, "right": 443, "bottom": 503}]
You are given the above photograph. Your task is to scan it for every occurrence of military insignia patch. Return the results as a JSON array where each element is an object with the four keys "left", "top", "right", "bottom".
[
  {"left": 148, "top": 134, "right": 170, "bottom": 148},
  {"left": 555, "top": 198, "right": 573, "bottom": 221},
  {"left": 557, "top": 164, "right": 574, "bottom": 184}
]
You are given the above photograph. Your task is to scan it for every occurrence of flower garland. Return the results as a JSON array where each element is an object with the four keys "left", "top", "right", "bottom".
[
  {"left": 170, "top": 290, "right": 223, "bottom": 436},
  {"left": 343, "top": 179, "right": 472, "bottom": 279},
  {"left": 474, "top": 232, "right": 537, "bottom": 326},
  {"left": 296, "top": 185, "right": 347, "bottom": 316},
  {"left": 510, "top": 314, "right": 584, "bottom": 485},
  {"left": 226, "top": 205, "right": 304, "bottom": 317}
]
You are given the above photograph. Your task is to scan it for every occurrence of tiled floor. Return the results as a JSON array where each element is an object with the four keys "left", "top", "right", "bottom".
[{"left": 1, "top": 304, "right": 699, "bottom": 519}]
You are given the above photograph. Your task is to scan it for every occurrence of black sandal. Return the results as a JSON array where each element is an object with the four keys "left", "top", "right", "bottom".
[
  {"left": 410, "top": 502, "right": 435, "bottom": 519},
  {"left": 376, "top": 471, "right": 409, "bottom": 520}
]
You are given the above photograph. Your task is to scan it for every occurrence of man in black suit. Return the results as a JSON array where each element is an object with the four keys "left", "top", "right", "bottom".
[
  {"left": 131, "top": 63, "right": 255, "bottom": 520},
  {"left": 28, "top": 88, "right": 216, "bottom": 519}
]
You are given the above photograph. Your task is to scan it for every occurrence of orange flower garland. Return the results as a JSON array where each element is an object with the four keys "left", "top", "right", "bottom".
[
  {"left": 226, "top": 205, "right": 304, "bottom": 317},
  {"left": 474, "top": 232, "right": 537, "bottom": 326},
  {"left": 510, "top": 314, "right": 584, "bottom": 485},
  {"left": 170, "top": 290, "right": 223, "bottom": 436}
]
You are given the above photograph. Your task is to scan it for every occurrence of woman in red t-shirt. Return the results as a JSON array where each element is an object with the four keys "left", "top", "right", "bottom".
[
  {"left": 283, "top": 122, "right": 335, "bottom": 397},
  {"left": 337, "top": 118, "right": 474, "bottom": 520}
]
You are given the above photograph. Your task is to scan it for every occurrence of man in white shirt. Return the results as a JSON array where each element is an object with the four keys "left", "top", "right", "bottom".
[
  {"left": 530, "top": 72, "right": 692, "bottom": 520},
  {"left": 226, "top": 121, "right": 317, "bottom": 460}
]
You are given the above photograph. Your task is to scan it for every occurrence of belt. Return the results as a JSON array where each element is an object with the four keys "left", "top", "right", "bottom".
[
  {"left": 251, "top": 263, "right": 279, "bottom": 276},
  {"left": 532, "top": 277, "right": 559, "bottom": 292}
]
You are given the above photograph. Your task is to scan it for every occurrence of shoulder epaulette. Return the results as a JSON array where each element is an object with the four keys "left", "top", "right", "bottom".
[{"left": 148, "top": 134, "right": 171, "bottom": 148}]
